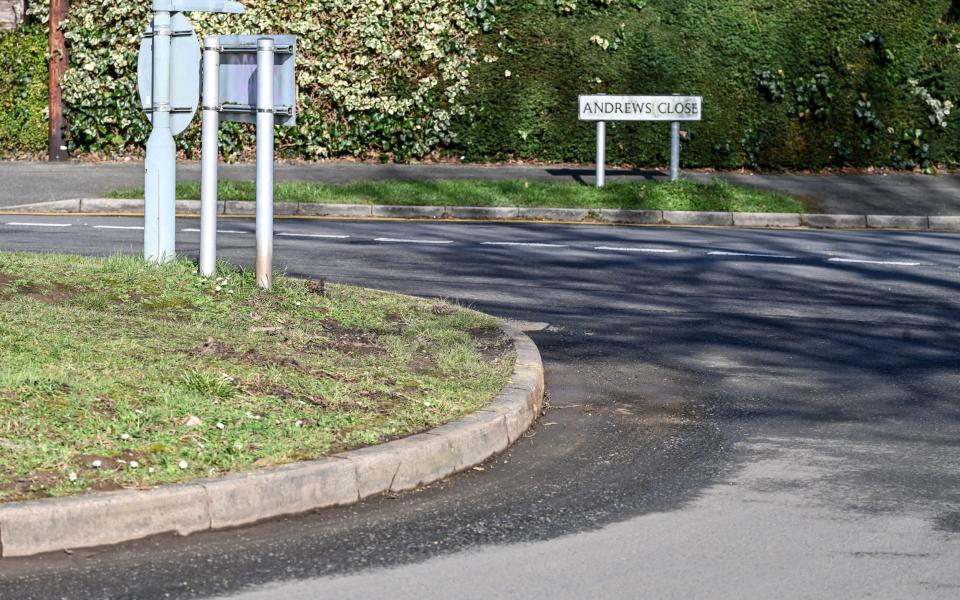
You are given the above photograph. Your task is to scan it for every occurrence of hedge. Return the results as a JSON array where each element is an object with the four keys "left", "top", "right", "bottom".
[
  {"left": 454, "top": 0, "right": 960, "bottom": 170},
  {"left": 0, "top": 24, "right": 48, "bottom": 157},
  {"left": 6, "top": 1, "right": 960, "bottom": 170},
  {"left": 28, "top": 0, "right": 494, "bottom": 161}
]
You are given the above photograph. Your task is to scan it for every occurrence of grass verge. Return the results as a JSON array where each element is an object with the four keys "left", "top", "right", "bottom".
[
  {"left": 107, "top": 179, "right": 803, "bottom": 213},
  {"left": 0, "top": 252, "right": 514, "bottom": 502}
]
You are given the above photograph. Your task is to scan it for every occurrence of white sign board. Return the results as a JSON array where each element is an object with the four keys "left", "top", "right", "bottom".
[{"left": 579, "top": 95, "right": 702, "bottom": 122}]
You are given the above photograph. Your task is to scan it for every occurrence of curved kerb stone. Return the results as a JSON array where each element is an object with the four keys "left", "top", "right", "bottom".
[{"left": 0, "top": 320, "right": 544, "bottom": 558}]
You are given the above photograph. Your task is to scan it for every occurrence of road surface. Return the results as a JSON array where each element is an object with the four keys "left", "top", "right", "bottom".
[{"left": 0, "top": 216, "right": 958, "bottom": 599}]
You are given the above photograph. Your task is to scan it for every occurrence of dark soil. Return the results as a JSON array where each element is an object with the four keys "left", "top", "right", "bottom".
[{"left": 468, "top": 326, "right": 513, "bottom": 363}]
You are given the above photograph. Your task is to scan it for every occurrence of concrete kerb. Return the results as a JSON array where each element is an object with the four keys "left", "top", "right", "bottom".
[
  {"left": 297, "top": 203, "right": 372, "bottom": 217},
  {"left": 518, "top": 207, "right": 595, "bottom": 222},
  {"left": 0, "top": 320, "right": 544, "bottom": 558},
  {"left": 0, "top": 483, "right": 211, "bottom": 558},
  {"left": 0, "top": 199, "right": 81, "bottom": 212},
  {"left": 801, "top": 213, "right": 868, "bottom": 229},
  {"left": 447, "top": 206, "right": 520, "bottom": 220},
  {"left": 732, "top": 212, "right": 802, "bottom": 228},
  {"left": 663, "top": 210, "right": 734, "bottom": 226},
  {"left": 2, "top": 198, "right": 960, "bottom": 230},
  {"left": 866, "top": 215, "right": 929, "bottom": 230},
  {"left": 371, "top": 205, "right": 445, "bottom": 219},
  {"left": 600, "top": 209, "right": 662, "bottom": 224},
  {"left": 929, "top": 216, "right": 960, "bottom": 231},
  {"left": 80, "top": 198, "right": 144, "bottom": 213}
]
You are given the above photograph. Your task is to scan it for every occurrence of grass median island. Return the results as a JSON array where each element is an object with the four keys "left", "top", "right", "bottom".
[
  {"left": 107, "top": 179, "right": 803, "bottom": 213},
  {"left": 0, "top": 252, "right": 514, "bottom": 502}
]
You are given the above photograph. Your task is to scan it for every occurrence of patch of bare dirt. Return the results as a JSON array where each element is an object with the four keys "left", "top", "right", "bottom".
[
  {"left": 0, "top": 471, "right": 62, "bottom": 501},
  {"left": 76, "top": 452, "right": 144, "bottom": 471},
  {"left": 312, "top": 320, "right": 386, "bottom": 356},
  {"left": 189, "top": 337, "right": 306, "bottom": 369},
  {"left": 0, "top": 451, "right": 150, "bottom": 501},
  {"left": 468, "top": 327, "right": 513, "bottom": 363},
  {"left": 431, "top": 303, "right": 455, "bottom": 316},
  {"left": 0, "top": 276, "right": 78, "bottom": 306},
  {"left": 408, "top": 353, "right": 438, "bottom": 375},
  {"left": 307, "top": 280, "right": 326, "bottom": 297}
]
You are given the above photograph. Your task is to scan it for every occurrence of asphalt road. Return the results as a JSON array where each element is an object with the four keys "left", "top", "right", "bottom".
[
  {"left": 4, "top": 160, "right": 960, "bottom": 215},
  {"left": 1, "top": 216, "right": 959, "bottom": 599}
]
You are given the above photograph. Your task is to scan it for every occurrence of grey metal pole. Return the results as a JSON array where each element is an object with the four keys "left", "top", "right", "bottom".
[
  {"left": 144, "top": 9, "right": 176, "bottom": 263},
  {"left": 670, "top": 120, "right": 681, "bottom": 182},
  {"left": 596, "top": 120, "right": 606, "bottom": 188},
  {"left": 199, "top": 36, "right": 221, "bottom": 278},
  {"left": 255, "top": 38, "right": 275, "bottom": 290}
]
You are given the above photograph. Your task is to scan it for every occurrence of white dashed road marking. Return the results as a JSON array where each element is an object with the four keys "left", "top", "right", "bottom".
[
  {"left": 828, "top": 258, "right": 922, "bottom": 267},
  {"left": 595, "top": 246, "right": 680, "bottom": 254},
  {"left": 181, "top": 228, "right": 250, "bottom": 234},
  {"left": 277, "top": 232, "right": 350, "bottom": 239},
  {"left": 374, "top": 238, "right": 453, "bottom": 244},
  {"left": 3, "top": 220, "right": 939, "bottom": 271},
  {"left": 482, "top": 241, "right": 568, "bottom": 248},
  {"left": 708, "top": 251, "right": 797, "bottom": 259}
]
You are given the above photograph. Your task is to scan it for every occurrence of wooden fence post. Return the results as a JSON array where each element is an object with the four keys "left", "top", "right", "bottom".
[{"left": 48, "top": 0, "right": 69, "bottom": 161}]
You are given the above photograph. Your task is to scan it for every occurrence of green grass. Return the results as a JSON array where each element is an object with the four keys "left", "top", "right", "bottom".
[
  {"left": 0, "top": 252, "right": 514, "bottom": 502},
  {"left": 107, "top": 179, "right": 803, "bottom": 213}
]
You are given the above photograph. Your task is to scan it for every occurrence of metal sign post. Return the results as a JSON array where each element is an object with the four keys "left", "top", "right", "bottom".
[
  {"left": 578, "top": 94, "right": 703, "bottom": 187},
  {"left": 198, "top": 34, "right": 297, "bottom": 289},
  {"left": 199, "top": 36, "right": 221, "bottom": 278},
  {"left": 596, "top": 121, "right": 606, "bottom": 188},
  {"left": 670, "top": 121, "right": 681, "bottom": 182},
  {"left": 255, "top": 38, "right": 275, "bottom": 289},
  {"left": 138, "top": 0, "right": 245, "bottom": 264},
  {"left": 143, "top": 8, "right": 176, "bottom": 263}
]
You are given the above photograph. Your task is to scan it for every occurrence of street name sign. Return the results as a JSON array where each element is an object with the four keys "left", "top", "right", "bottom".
[
  {"left": 579, "top": 94, "right": 704, "bottom": 186},
  {"left": 578, "top": 95, "right": 703, "bottom": 122}
]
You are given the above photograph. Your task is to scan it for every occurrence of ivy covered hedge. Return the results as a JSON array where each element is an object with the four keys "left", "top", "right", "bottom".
[
  {"left": 28, "top": 0, "right": 494, "bottom": 160},
  {"left": 0, "top": 24, "right": 48, "bottom": 157},
  {"left": 8, "top": 1, "right": 960, "bottom": 169},
  {"left": 455, "top": 0, "right": 960, "bottom": 170}
]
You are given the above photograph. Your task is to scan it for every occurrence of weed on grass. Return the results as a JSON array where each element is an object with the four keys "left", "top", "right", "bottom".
[{"left": 0, "top": 252, "right": 514, "bottom": 501}]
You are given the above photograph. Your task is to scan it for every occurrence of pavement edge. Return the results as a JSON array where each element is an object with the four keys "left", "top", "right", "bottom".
[
  {"left": 1, "top": 199, "right": 956, "bottom": 230},
  {"left": 0, "top": 320, "right": 544, "bottom": 558}
]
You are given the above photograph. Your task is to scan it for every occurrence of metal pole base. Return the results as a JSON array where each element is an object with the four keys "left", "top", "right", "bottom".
[
  {"left": 596, "top": 121, "right": 606, "bottom": 188},
  {"left": 144, "top": 10, "right": 176, "bottom": 264},
  {"left": 199, "top": 37, "right": 221, "bottom": 278},
  {"left": 144, "top": 128, "right": 177, "bottom": 264},
  {"left": 255, "top": 38, "right": 276, "bottom": 290},
  {"left": 670, "top": 121, "right": 681, "bottom": 182}
]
